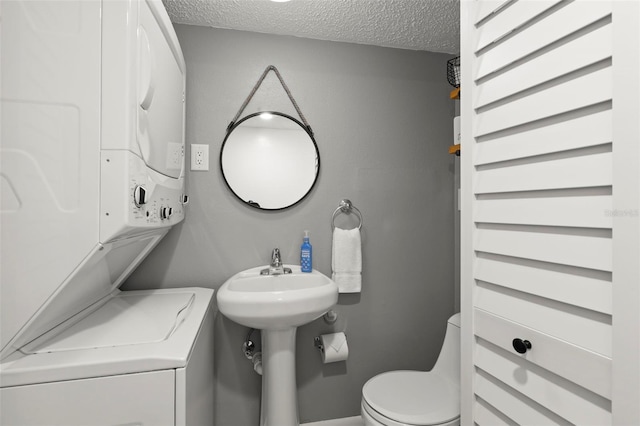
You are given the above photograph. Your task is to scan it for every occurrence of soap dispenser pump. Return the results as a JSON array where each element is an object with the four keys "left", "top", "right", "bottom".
[{"left": 300, "top": 230, "right": 312, "bottom": 272}]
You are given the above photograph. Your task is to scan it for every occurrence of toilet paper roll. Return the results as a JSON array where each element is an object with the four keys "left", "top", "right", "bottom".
[{"left": 319, "top": 332, "right": 349, "bottom": 363}]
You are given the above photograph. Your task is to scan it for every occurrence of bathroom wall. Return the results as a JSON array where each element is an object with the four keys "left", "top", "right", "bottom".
[{"left": 125, "top": 25, "right": 456, "bottom": 424}]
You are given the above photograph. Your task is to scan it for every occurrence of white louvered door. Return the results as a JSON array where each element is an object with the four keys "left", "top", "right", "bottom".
[{"left": 460, "top": 0, "right": 640, "bottom": 424}]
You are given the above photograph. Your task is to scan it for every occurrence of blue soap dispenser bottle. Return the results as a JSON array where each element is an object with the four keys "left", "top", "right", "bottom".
[{"left": 301, "top": 230, "right": 312, "bottom": 272}]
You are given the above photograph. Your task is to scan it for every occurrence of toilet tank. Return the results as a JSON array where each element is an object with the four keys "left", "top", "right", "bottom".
[{"left": 431, "top": 313, "right": 461, "bottom": 384}]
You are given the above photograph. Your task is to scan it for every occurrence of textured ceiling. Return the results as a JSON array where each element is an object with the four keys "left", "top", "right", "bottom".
[{"left": 162, "top": 0, "right": 460, "bottom": 53}]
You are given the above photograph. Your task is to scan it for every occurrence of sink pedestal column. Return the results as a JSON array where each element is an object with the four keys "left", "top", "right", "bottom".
[{"left": 261, "top": 328, "right": 299, "bottom": 426}]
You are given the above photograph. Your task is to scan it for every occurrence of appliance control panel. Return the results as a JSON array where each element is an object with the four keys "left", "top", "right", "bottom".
[
  {"left": 129, "top": 176, "right": 184, "bottom": 225},
  {"left": 100, "top": 151, "right": 185, "bottom": 242}
]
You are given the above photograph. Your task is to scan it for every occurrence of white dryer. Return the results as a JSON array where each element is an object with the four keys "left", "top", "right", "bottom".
[{"left": 0, "top": 0, "right": 214, "bottom": 424}]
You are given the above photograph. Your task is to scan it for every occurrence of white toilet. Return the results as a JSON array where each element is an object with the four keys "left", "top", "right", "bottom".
[{"left": 361, "top": 313, "right": 461, "bottom": 426}]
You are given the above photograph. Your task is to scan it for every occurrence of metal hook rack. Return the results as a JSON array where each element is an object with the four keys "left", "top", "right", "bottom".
[{"left": 331, "top": 199, "right": 363, "bottom": 230}]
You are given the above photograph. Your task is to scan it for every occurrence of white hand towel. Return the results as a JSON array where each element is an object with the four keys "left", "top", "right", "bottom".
[{"left": 332, "top": 227, "right": 362, "bottom": 293}]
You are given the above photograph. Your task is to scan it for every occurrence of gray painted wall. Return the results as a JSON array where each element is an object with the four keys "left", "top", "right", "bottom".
[{"left": 124, "top": 25, "right": 456, "bottom": 424}]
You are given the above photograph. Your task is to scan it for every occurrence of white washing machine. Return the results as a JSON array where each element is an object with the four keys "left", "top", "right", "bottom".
[
  {"left": 0, "top": 1, "right": 215, "bottom": 424},
  {"left": 1, "top": 287, "right": 215, "bottom": 426}
]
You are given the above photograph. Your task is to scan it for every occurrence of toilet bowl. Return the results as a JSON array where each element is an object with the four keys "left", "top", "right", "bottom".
[{"left": 361, "top": 313, "right": 461, "bottom": 426}]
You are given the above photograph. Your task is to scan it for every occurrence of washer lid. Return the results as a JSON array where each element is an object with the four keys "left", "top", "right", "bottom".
[
  {"left": 26, "top": 292, "right": 194, "bottom": 353},
  {"left": 1, "top": 288, "right": 214, "bottom": 388},
  {"left": 362, "top": 370, "right": 460, "bottom": 425}
]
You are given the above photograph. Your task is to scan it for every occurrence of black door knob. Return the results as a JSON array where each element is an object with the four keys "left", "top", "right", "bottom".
[{"left": 512, "top": 338, "right": 532, "bottom": 354}]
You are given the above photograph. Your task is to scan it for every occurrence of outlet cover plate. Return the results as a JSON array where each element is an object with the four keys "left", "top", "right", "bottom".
[{"left": 191, "top": 144, "right": 209, "bottom": 171}]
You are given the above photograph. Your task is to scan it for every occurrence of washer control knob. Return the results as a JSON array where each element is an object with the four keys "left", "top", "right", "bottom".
[
  {"left": 512, "top": 338, "right": 532, "bottom": 354},
  {"left": 133, "top": 185, "right": 147, "bottom": 207},
  {"left": 160, "top": 207, "right": 173, "bottom": 220}
]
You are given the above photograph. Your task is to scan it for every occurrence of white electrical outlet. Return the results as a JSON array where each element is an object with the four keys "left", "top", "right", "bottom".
[{"left": 191, "top": 144, "right": 209, "bottom": 171}]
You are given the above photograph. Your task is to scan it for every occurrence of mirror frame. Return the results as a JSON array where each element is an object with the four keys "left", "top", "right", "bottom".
[{"left": 220, "top": 111, "right": 321, "bottom": 211}]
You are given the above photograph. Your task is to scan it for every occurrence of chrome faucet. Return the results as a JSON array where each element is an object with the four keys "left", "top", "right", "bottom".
[
  {"left": 260, "top": 248, "right": 292, "bottom": 275},
  {"left": 270, "top": 248, "right": 284, "bottom": 274}
]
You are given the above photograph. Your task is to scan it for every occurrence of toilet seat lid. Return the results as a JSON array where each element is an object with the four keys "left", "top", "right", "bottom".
[{"left": 362, "top": 370, "right": 459, "bottom": 425}]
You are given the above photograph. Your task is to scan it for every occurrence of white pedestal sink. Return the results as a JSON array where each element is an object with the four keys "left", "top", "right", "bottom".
[{"left": 217, "top": 265, "right": 338, "bottom": 426}]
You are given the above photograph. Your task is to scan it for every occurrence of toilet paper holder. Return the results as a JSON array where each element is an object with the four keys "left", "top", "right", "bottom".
[
  {"left": 314, "top": 333, "right": 347, "bottom": 351},
  {"left": 314, "top": 332, "right": 350, "bottom": 363}
]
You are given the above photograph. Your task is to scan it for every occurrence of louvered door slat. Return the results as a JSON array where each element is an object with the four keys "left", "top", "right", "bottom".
[
  {"left": 475, "top": 370, "right": 571, "bottom": 425},
  {"left": 475, "top": 67, "right": 612, "bottom": 137},
  {"left": 475, "top": 0, "right": 512, "bottom": 25},
  {"left": 474, "top": 109, "right": 612, "bottom": 165},
  {"left": 475, "top": 339, "right": 612, "bottom": 425},
  {"left": 475, "top": 150, "right": 612, "bottom": 194},
  {"left": 475, "top": 193, "right": 612, "bottom": 229},
  {"left": 474, "top": 253, "right": 612, "bottom": 314},
  {"left": 474, "top": 398, "right": 515, "bottom": 426},
  {"left": 475, "top": 1, "right": 611, "bottom": 80},
  {"left": 475, "top": 0, "right": 562, "bottom": 52},
  {"left": 475, "top": 24, "right": 612, "bottom": 109}
]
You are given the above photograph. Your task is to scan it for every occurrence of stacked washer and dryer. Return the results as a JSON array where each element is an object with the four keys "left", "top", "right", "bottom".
[{"left": 0, "top": 1, "right": 215, "bottom": 425}]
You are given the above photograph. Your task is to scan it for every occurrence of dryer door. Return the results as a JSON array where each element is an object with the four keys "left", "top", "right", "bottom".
[{"left": 136, "top": 0, "right": 185, "bottom": 179}]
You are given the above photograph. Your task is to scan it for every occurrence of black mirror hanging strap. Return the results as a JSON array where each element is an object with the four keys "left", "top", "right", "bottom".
[{"left": 227, "top": 65, "right": 313, "bottom": 136}]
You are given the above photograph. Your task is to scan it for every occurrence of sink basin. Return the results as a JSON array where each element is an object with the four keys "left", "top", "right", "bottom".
[
  {"left": 217, "top": 265, "right": 338, "bottom": 330},
  {"left": 218, "top": 265, "right": 339, "bottom": 425}
]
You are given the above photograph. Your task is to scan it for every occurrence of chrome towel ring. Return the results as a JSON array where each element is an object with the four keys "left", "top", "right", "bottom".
[{"left": 331, "top": 199, "right": 363, "bottom": 230}]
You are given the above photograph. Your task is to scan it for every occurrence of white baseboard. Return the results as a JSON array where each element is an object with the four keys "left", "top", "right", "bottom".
[{"left": 301, "top": 415, "right": 364, "bottom": 426}]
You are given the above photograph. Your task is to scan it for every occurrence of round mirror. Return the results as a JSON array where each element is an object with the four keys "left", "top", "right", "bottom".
[{"left": 220, "top": 112, "right": 320, "bottom": 210}]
